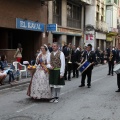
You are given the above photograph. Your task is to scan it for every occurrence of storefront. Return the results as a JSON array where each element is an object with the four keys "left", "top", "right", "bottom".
[
  {"left": 0, "top": 18, "right": 46, "bottom": 62},
  {"left": 0, "top": 0, "right": 48, "bottom": 62},
  {"left": 96, "top": 32, "right": 106, "bottom": 51},
  {"left": 51, "top": 26, "right": 82, "bottom": 46},
  {"left": 106, "top": 32, "right": 118, "bottom": 47}
]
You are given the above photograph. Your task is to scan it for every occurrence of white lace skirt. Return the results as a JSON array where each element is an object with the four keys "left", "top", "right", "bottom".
[{"left": 30, "top": 67, "right": 51, "bottom": 99}]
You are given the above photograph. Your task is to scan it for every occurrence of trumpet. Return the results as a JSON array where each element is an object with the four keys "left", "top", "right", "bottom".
[
  {"left": 68, "top": 49, "right": 72, "bottom": 64},
  {"left": 68, "top": 54, "right": 72, "bottom": 64}
]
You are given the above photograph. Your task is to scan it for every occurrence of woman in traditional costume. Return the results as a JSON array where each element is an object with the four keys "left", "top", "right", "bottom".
[{"left": 27, "top": 45, "right": 51, "bottom": 99}]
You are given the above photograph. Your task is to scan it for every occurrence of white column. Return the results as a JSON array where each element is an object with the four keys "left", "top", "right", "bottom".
[
  {"left": 61, "top": 35, "right": 67, "bottom": 46},
  {"left": 81, "top": 6, "right": 84, "bottom": 48},
  {"left": 61, "top": 0, "right": 67, "bottom": 45},
  {"left": 104, "top": 40, "right": 106, "bottom": 50},
  {"left": 61, "top": 0, "right": 67, "bottom": 27},
  {"left": 99, "top": 39, "right": 101, "bottom": 50},
  {"left": 72, "top": 36, "right": 75, "bottom": 45},
  {"left": 48, "top": 1, "right": 53, "bottom": 44}
]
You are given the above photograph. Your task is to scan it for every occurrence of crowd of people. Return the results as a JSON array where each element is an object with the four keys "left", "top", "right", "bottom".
[
  {"left": 0, "top": 43, "right": 22, "bottom": 85},
  {"left": 0, "top": 42, "right": 120, "bottom": 103},
  {"left": 26, "top": 42, "right": 120, "bottom": 103}
]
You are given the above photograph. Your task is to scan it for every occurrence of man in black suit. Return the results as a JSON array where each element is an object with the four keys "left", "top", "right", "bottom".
[
  {"left": 63, "top": 43, "right": 72, "bottom": 81},
  {"left": 79, "top": 44, "right": 96, "bottom": 88},
  {"left": 107, "top": 47, "right": 116, "bottom": 76},
  {"left": 115, "top": 73, "right": 120, "bottom": 92},
  {"left": 116, "top": 46, "right": 120, "bottom": 63},
  {"left": 71, "top": 45, "right": 81, "bottom": 78},
  {"left": 47, "top": 43, "right": 53, "bottom": 53}
]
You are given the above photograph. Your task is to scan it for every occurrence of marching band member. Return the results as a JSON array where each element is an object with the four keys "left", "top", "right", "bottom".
[
  {"left": 71, "top": 45, "right": 81, "bottom": 78},
  {"left": 107, "top": 47, "right": 116, "bottom": 76},
  {"left": 116, "top": 73, "right": 120, "bottom": 92},
  {"left": 79, "top": 44, "right": 96, "bottom": 88},
  {"left": 63, "top": 43, "right": 72, "bottom": 81}
]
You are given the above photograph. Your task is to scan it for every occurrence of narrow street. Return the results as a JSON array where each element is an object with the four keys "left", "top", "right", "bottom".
[{"left": 0, "top": 64, "right": 120, "bottom": 120}]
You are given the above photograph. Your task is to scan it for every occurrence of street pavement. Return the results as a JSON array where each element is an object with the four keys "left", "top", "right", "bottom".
[{"left": 0, "top": 64, "right": 120, "bottom": 120}]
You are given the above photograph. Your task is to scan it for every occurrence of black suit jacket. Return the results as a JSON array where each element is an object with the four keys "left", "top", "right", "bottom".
[
  {"left": 82, "top": 51, "right": 96, "bottom": 69},
  {"left": 48, "top": 47, "right": 53, "bottom": 53},
  {"left": 63, "top": 47, "right": 70, "bottom": 59},
  {"left": 107, "top": 50, "right": 116, "bottom": 62},
  {"left": 116, "top": 50, "right": 120, "bottom": 63},
  {"left": 71, "top": 50, "right": 81, "bottom": 63}
]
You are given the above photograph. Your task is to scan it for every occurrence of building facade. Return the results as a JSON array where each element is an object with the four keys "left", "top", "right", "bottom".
[
  {"left": 106, "top": 0, "right": 119, "bottom": 47},
  {"left": 0, "top": 0, "right": 48, "bottom": 62},
  {"left": 85, "top": 0, "right": 108, "bottom": 50},
  {"left": 48, "top": 0, "right": 92, "bottom": 47}
]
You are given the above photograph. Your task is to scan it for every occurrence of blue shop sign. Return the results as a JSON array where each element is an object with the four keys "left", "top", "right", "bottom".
[
  {"left": 16, "top": 18, "right": 45, "bottom": 32},
  {"left": 46, "top": 24, "right": 57, "bottom": 31}
]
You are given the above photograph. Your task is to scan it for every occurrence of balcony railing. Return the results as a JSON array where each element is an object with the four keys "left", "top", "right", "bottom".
[
  {"left": 80, "top": 0, "right": 92, "bottom": 5},
  {"left": 109, "top": 27, "right": 118, "bottom": 33},
  {"left": 96, "top": 21, "right": 108, "bottom": 32}
]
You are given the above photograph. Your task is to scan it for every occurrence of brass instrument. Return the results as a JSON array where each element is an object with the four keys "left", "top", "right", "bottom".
[
  {"left": 68, "top": 48, "right": 72, "bottom": 64},
  {"left": 109, "top": 51, "right": 113, "bottom": 61}
]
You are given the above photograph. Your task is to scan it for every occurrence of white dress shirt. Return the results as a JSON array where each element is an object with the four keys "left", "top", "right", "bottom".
[{"left": 47, "top": 50, "right": 65, "bottom": 76}]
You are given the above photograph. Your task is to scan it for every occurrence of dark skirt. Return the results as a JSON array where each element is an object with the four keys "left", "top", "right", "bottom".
[{"left": 49, "top": 70, "right": 65, "bottom": 85}]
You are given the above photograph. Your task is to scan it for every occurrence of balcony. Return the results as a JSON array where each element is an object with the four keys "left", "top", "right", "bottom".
[
  {"left": 109, "top": 27, "right": 118, "bottom": 33},
  {"left": 106, "top": 0, "right": 119, "bottom": 6},
  {"left": 80, "top": 0, "right": 92, "bottom": 5},
  {"left": 96, "top": 21, "right": 108, "bottom": 32}
]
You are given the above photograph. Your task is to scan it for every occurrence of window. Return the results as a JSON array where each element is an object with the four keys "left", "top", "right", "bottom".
[
  {"left": 96, "top": 13, "right": 99, "bottom": 21},
  {"left": 106, "top": 0, "right": 111, "bottom": 3},
  {"left": 67, "top": 2, "right": 82, "bottom": 29},
  {"left": 67, "top": 3, "right": 72, "bottom": 18},
  {"left": 97, "top": 5, "right": 99, "bottom": 11},
  {"left": 101, "top": 8, "right": 104, "bottom": 15},
  {"left": 114, "top": 0, "right": 117, "bottom": 4},
  {"left": 101, "top": 16, "right": 104, "bottom": 22},
  {"left": 53, "top": 0, "right": 61, "bottom": 25}
]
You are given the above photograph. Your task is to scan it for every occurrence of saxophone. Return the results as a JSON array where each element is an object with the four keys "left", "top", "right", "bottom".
[{"left": 109, "top": 51, "right": 113, "bottom": 61}]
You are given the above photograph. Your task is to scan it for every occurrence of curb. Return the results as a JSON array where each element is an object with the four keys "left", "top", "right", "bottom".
[
  {"left": 0, "top": 64, "right": 106, "bottom": 90},
  {"left": 0, "top": 78, "right": 31, "bottom": 90}
]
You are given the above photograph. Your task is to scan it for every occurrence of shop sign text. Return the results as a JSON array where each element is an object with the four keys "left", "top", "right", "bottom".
[{"left": 16, "top": 18, "right": 44, "bottom": 32}]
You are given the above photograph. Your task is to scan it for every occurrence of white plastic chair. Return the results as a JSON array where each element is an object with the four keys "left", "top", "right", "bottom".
[{"left": 13, "top": 61, "right": 27, "bottom": 79}]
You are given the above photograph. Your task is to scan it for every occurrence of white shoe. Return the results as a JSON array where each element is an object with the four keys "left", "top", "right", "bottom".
[
  {"left": 49, "top": 99, "right": 55, "bottom": 103},
  {"left": 54, "top": 99, "right": 59, "bottom": 103}
]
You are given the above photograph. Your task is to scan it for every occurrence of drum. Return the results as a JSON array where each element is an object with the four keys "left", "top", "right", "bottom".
[
  {"left": 114, "top": 64, "right": 120, "bottom": 74},
  {"left": 77, "top": 61, "right": 91, "bottom": 74}
]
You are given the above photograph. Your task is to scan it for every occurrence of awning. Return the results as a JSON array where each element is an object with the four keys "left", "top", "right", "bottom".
[
  {"left": 106, "top": 37, "right": 113, "bottom": 42},
  {"left": 107, "top": 32, "right": 118, "bottom": 37}
]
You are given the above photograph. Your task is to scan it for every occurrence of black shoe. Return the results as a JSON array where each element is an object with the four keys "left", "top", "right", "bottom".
[
  {"left": 79, "top": 85, "right": 85, "bottom": 87},
  {"left": 64, "top": 77, "right": 67, "bottom": 80},
  {"left": 76, "top": 76, "right": 78, "bottom": 78},
  {"left": 112, "top": 74, "right": 114, "bottom": 76},
  {"left": 115, "top": 89, "right": 120, "bottom": 92},
  {"left": 88, "top": 86, "right": 91, "bottom": 88},
  {"left": 107, "top": 74, "right": 110, "bottom": 75},
  {"left": 72, "top": 76, "right": 75, "bottom": 78},
  {"left": 68, "top": 79, "right": 71, "bottom": 81}
]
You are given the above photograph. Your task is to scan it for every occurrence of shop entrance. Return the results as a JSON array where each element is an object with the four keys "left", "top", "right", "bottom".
[
  {"left": 75, "top": 36, "right": 81, "bottom": 47},
  {"left": 53, "top": 34, "right": 61, "bottom": 44},
  {"left": 67, "top": 36, "right": 73, "bottom": 44},
  {"left": 101, "top": 40, "right": 104, "bottom": 51},
  {"left": 96, "top": 39, "right": 99, "bottom": 48},
  {"left": 9, "top": 30, "right": 41, "bottom": 62}
]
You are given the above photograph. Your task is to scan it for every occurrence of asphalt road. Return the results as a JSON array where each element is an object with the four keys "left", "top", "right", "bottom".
[{"left": 0, "top": 64, "right": 120, "bottom": 120}]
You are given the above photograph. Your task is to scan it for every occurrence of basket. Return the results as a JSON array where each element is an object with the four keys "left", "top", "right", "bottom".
[{"left": 28, "top": 68, "right": 36, "bottom": 76}]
